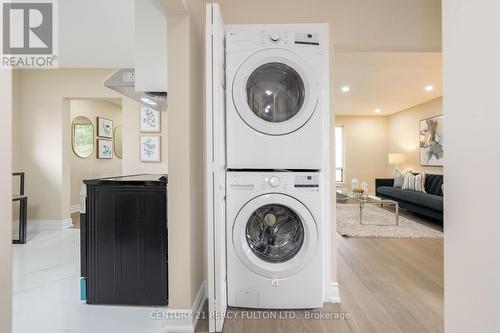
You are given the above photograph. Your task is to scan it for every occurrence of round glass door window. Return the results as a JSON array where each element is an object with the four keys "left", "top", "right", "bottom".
[
  {"left": 246, "top": 62, "right": 305, "bottom": 123},
  {"left": 245, "top": 204, "right": 305, "bottom": 263}
]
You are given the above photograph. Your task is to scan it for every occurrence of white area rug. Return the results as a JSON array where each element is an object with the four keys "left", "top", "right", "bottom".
[{"left": 337, "top": 203, "right": 443, "bottom": 239}]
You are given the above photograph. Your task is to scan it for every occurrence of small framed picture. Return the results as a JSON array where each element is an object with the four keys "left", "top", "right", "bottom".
[
  {"left": 97, "top": 117, "right": 113, "bottom": 138},
  {"left": 97, "top": 139, "right": 113, "bottom": 159},
  {"left": 140, "top": 136, "right": 161, "bottom": 162},
  {"left": 140, "top": 106, "right": 161, "bottom": 132}
]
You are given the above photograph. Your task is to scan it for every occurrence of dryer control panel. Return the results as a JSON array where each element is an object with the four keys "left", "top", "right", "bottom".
[
  {"left": 225, "top": 25, "right": 326, "bottom": 54},
  {"left": 259, "top": 30, "right": 290, "bottom": 45},
  {"left": 257, "top": 30, "right": 321, "bottom": 47},
  {"left": 295, "top": 32, "right": 320, "bottom": 46}
]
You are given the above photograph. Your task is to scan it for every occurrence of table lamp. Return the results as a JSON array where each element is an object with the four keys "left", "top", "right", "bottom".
[{"left": 388, "top": 153, "right": 406, "bottom": 174}]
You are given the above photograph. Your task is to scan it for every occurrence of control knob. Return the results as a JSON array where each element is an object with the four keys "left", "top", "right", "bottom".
[
  {"left": 268, "top": 176, "right": 281, "bottom": 187},
  {"left": 269, "top": 32, "right": 281, "bottom": 43}
]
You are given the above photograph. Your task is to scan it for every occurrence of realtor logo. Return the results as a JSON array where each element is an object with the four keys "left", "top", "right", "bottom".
[{"left": 1, "top": 0, "right": 58, "bottom": 67}]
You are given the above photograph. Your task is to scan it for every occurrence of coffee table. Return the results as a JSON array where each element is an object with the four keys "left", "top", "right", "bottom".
[{"left": 336, "top": 188, "right": 399, "bottom": 226}]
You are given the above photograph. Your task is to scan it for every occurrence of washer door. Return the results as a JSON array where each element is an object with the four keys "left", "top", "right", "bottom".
[
  {"left": 233, "top": 193, "right": 318, "bottom": 278},
  {"left": 232, "top": 48, "right": 319, "bottom": 136}
]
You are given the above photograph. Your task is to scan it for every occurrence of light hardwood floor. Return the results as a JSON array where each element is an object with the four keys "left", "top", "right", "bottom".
[{"left": 196, "top": 235, "right": 444, "bottom": 333}]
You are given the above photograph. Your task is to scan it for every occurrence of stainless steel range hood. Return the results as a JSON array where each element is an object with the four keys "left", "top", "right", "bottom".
[{"left": 104, "top": 69, "right": 167, "bottom": 111}]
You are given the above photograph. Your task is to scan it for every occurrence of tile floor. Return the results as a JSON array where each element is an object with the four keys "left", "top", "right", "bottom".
[{"left": 12, "top": 229, "right": 168, "bottom": 333}]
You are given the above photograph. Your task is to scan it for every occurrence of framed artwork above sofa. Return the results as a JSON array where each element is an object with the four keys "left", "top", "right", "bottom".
[{"left": 419, "top": 115, "right": 443, "bottom": 166}]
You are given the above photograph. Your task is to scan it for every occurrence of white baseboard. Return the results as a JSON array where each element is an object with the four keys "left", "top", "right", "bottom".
[
  {"left": 28, "top": 218, "right": 73, "bottom": 231},
  {"left": 328, "top": 282, "right": 341, "bottom": 303},
  {"left": 70, "top": 204, "right": 81, "bottom": 214},
  {"left": 165, "top": 280, "right": 207, "bottom": 333}
]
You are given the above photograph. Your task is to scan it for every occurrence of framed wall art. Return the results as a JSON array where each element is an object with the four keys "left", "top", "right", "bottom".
[
  {"left": 419, "top": 115, "right": 444, "bottom": 166},
  {"left": 140, "top": 135, "right": 161, "bottom": 162},
  {"left": 97, "top": 117, "right": 113, "bottom": 138},
  {"left": 97, "top": 139, "right": 113, "bottom": 159},
  {"left": 140, "top": 107, "right": 161, "bottom": 133}
]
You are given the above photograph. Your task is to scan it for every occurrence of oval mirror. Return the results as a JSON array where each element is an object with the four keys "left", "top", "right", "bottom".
[
  {"left": 114, "top": 125, "right": 123, "bottom": 159},
  {"left": 72, "top": 116, "right": 94, "bottom": 158}
]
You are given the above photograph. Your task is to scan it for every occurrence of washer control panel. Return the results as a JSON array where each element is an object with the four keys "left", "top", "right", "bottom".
[
  {"left": 256, "top": 173, "right": 319, "bottom": 190},
  {"left": 263, "top": 175, "right": 287, "bottom": 189},
  {"left": 226, "top": 28, "right": 324, "bottom": 53},
  {"left": 294, "top": 174, "right": 320, "bottom": 188}
]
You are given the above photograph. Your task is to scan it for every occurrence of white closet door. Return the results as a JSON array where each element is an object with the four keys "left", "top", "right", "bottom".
[{"left": 205, "top": 3, "right": 226, "bottom": 332}]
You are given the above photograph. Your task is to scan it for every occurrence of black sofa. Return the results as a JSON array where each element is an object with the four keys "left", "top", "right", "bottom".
[{"left": 375, "top": 174, "right": 443, "bottom": 222}]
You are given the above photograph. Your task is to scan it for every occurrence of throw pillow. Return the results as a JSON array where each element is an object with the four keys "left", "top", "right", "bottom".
[
  {"left": 415, "top": 172, "right": 426, "bottom": 193},
  {"left": 402, "top": 173, "right": 426, "bottom": 192},
  {"left": 393, "top": 170, "right": 404, "bottom": 188},
  {"left": 402, "top": 173, "right": 414, "bottom": 190}
]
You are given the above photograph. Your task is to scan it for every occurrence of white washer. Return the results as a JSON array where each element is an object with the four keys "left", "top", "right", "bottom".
[
  {"left": 226, "top": 171, "right": 324, "bottom": 309},
  {"left": 226, "top": 24, "right": 329, "bottom": 170}
]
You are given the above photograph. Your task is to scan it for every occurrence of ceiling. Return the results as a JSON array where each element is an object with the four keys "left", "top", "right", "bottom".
[
  {"left": 335, "top": 52, "right": 442, "bottom": 116},
  {"left": 58, "top": 0, "right": 135, "bottom": 68},
  {"left": 57, "top": 0, "right": 441, "bottom": 68}
]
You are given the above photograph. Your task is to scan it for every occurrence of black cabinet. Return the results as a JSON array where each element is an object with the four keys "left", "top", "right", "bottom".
[{"left": 81, "top": 175, "right": 168, "bottom": 306}]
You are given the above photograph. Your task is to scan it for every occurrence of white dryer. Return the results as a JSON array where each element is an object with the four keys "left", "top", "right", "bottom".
[
  {"left": 226, "top": 24, "right": 329, "bottom": 170},
  {"left": 226, "top": 171, "right": 324, "bottom": 309}
]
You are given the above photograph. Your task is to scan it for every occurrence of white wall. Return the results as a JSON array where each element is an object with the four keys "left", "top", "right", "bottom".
[
  {"left": 444, "top": 1, "right": 500, "bottom": 332},
  {"left": 0, "top": 69, "right": 13, "bottom": 333}
]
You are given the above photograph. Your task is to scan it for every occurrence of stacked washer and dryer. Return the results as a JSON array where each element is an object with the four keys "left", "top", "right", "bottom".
[{"left": 225, "top": 24, "right": 330, "bottom": 309}]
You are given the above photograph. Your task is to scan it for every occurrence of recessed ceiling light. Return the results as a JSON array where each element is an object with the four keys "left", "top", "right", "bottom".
[
  {"left": 374, "top": 108, "right": 382, "bottom": 113},
  {"left": 341, "top": 85, "right": 350, "bottom": 93},
  {"left": 425, "top": 85, "right": 434, "bottom": 92}
]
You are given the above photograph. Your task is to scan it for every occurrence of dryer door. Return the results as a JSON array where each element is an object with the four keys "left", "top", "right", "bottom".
[
  {"left": 232, "top": 193, "right": 318, "bottom": 278},
  {"left": 232, "top": 48, "right": 319, "bottom": 136}
]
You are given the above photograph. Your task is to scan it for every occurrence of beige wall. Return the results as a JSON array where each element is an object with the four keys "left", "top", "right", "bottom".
[
  {"left": 388, "top": 97, "right": 443, "bottom": 175},
  {"left": 167, "top": 0, "right": 205, "bottom": 309},
  {"left": 444, "top": 1, "right": 500, "bottom": 332},
  {"left": 12, "top": 69, "right": 120, "bottom": 221},
  {"left": 121, "top": 98, "right": 168, "bottom": 175},
  {"left": 70, "top": 99, "right": 122, "bottom": 206},
  {"left": 188, "top": 0, "right": 205, "bottom": 309},
  {"left": 213, "top": 0, "right": 441, "bottom": 52},
  {"left": 0, "top": 69, "right": 13, "bottom": 333},
  {"left": 336, "top": 116, "right": 389, "bottom": 192},
  {"left": 336, "top": 97, "right": 443, "bottom": 194}
]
